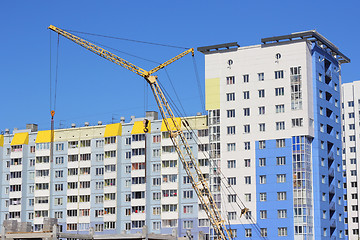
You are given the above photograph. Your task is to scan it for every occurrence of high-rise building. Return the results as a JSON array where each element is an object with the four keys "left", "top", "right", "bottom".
[
  {"left": 0, "top": 113, "right": 211, "bottom": 239},
  {"left": 198, "top": 30, "right": 350, "bottom": 239},
  {"left": 341, "top": 80, "right": 360, "bottom": 238}
]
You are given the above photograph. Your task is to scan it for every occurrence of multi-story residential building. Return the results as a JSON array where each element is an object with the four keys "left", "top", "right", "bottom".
[
  {"left": 341, "top": 80, "right": 360, "bottom": 238},
  {"left": 0, "top": 112, "right": 210, "bottom": 240},
  {"left": 198, "top": 30, "right": 350, "bottom": 239}
]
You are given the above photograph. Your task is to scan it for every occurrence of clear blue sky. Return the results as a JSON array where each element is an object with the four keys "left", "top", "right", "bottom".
[{"left": 0, "top": 0, "right": 359, "bottom": 132}]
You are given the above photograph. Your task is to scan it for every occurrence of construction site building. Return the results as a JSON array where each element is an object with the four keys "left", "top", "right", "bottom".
[
  {"left": 0, "top": 112, "right": 210, "bottom": 240},
  {"left": 198, "top": 30, "right": 349, "bottom": 239}
]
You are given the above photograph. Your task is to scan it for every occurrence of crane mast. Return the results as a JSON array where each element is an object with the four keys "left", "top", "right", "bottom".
[{"left": 48, "top": 25, "right": 232, "bottom": 240}]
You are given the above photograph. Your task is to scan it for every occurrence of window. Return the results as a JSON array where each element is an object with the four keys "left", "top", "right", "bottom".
[
  {"left": 258, "top": 89, "right": 265, "bottom": 98},
  {"left": 349, "top": 124, "right": 355, "bottom": 130},
  {"left": 245, "top": 193, "right": 251, "bottom": 202},
  {"left": 152, "top": 163, "right": 160, "bottom": 172},
  {"left": 260, "top": 193, "right": 267, "bottom": 201},
  {"left": 244, "top": 124, "right": 250, "bottom": 133},
  {"left": 349, "top": 112, "right": 355, "bottom": 118},
  {"left": 260, "top": 210, "right": 267, "bottom": 219},
  {"left": 259, "top": 175, "right": 266, "bottom": 184},
  {"left": 227, "top": 126, "right": 235, "bottom": 135},
  {"left": 227, "top": 109, "right": 235, "bottom": 118},
  {"left": 29, "top": 145, "right": 35, "bottom": 153},
  {"left": 227, "top": 143, "right": 236, "bottom": 151},
  {"left": 259, "top": 158, "right": 266, "bottom": 167},
  {"left": 151, "top": 178, "right": 161, "bottom": 186},
  {"left": 152, "top": 135, "right": 161, "bottom": 143},
  {"left": 278, "top": 209, "right": 287, "bottom": 218},
  {"left": 183, "top": 190, "right": 193, "bottom": 199},
  {"left": 276, "top": 139, "right": 285, "bottom": 148},
  {"left": 80, "top": 140, "right": 91, "bottom": 147},
  {"left": 276, "top": 104, "right": 285, "bottom": 113},
  {"left": 153, "top": 192, "right": 161, "bottom": 200},
  {"left": 228, "top": 177, "right": 236, "bottom": 185},
  {"left": 198, "top": 129, "right": 208, "bottom": 137},
  {"left": 95, "top": 139, "right": 104, "bottom": 147},
  {"left": 228, "top": 194, "right": 237, "bottom": 203},
  {"left": 261, "top": 228, "right": 267, "bottom": 237},
  {"left": 245, "top": 176, "right": 251, "bottom": 184},
  {"left": 278, "top": 227, "right": 287, "bottom": 236},
  {"left": 243, "top": 74, "right": 249, "bottom": 83},
  {"left": 277, "top": 174, "right": 286, "bottom": 183},
  {"left": 245, "top": 228, "right": 252, "bottom": 237},
  {"left": 259, "top": 123, "right": 265, "bottom": 132},
  {"left": 348, "top": 101, "right": 354, "bottom": 107},
  {"left": 29, "top": 158, "right": 36, "bottom": 166},
  {"left": 259, "top": 140, "right": 266, "bottom": 149},
  {"left": 243, "top": 91, "right": 250, "bottom": 99},
  {"left": 322, "top": 175, "right": 326, "bottom": 184},
  {"left": 96, "top": 153, "right": 104, "bottom": 161},
  {"left": 275, "top": 87, "right": 284, "bottom": 96},
  {"left": 258, "top": 72, "right": 264, "bottom": 81},
  {"left": 277, "top": 192, "right": 286, "bottom": 200},
  {"left": 55, "top": 170, "right": 63, "bottom": 178},
  {"left": 105, "top": 136, "right": 116, "bottom": 144},
  {"left": 227, "top": 93, "right": 235, "bottom": 101},
  {"left": 244, "top": 142, "right": 250, "bottom": 150},
  {"left": 153, "top": 149, "right": 161, "bottom": 157},
  {"left": 55, "top": 143, "right": 64, "bottom": 151},
  {"left": 276, "top": 121, "right": 285, "bottom": 130},
  {"left": 292, "top": 118, "right": 303, "bottom": 127},
  {"left": 243, "top": 108, "right": 250, "bottom": 116},
  {"left": 132, "top": 134, "right": 145, "bottom": 142},
  {"left": 228, "top": 212, "right": 237, "bottom": 220},
  {"left": 228, "top": 160, "right": 236, "bottom": 168},
  {"left": 226, "top": 76, "right": 235, "bottom": 85},
  {"left": 275, "top": 70, "right": 284, "bottom": 79},
  {"left": 256, "top": 107, "right": 265, "bottom": 117},
  {"left": 183, "top": 205, "right": 193, "bottom": 214},
  {"left": 244, "top": 159, "right": 250, "bottom": 167}
]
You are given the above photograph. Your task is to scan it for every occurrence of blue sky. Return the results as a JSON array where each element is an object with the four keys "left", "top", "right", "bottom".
[{"left": 0, "top": 0, "right": 359, "bottom": 132}]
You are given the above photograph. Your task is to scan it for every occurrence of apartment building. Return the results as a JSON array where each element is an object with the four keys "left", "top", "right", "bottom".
[
  {"left": 341, "top": 81, "right": 360, "bottom": 238},
  {"left": 0, "top": 112, "right": 210, "bottom": 240},
  {"left": 198, "top": 30, "right": 350, "bottom": 239}
]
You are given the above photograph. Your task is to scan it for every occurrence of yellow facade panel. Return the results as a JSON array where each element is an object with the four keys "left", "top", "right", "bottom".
[
  {"left": 131, "top": 120, "right": 151, "bottom": 134},
  {"left": 161, "top": 118, "right": 181, "bottom": 132},
  {"left": 0, "top": 135, "right": 3, "bottom": 147},
  {"left": 11, "top": 132, "right": 29, "bottom": 145},
  {"left": 205, "top": 78, "right": 220, "bottom": 110},
  {"left": 35, "top": 130, "right": 52, "bottom": 143},
  {"left": 104, "top": 123, "right": 122, "bottom": 137}
]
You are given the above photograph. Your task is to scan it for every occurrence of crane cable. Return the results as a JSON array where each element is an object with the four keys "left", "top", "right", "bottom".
[
  {"left": 192, "top": 57, "right": 206, "bottom": 113},
  {"left": 64, "top": 29, "right": 189, "bottom": 50}
]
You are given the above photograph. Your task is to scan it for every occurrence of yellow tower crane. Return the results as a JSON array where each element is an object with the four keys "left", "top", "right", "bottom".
[{"left": 48, "top": 25, "right": 233, "bottom": 240}]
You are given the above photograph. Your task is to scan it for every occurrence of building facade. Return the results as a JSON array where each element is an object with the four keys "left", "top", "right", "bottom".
[
  {"left": 341, "top": 81, "right": 360, "bottom": 238},
  {"left": 199, "top": 30, "right": 349, "bottom": 239},
  {"left": 0, "top": 113, "right": 211, "bottom": 240}
]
